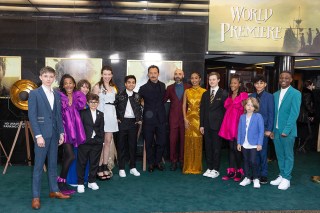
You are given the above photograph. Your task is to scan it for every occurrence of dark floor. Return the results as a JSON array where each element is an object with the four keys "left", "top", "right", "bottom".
[{"left": 0, "top": 151, "right": 320, "bottom": 213}]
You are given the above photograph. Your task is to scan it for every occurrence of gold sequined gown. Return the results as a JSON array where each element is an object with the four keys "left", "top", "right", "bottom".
[{"left": 183, "top": 86, "right": 206, "bottom": 174}]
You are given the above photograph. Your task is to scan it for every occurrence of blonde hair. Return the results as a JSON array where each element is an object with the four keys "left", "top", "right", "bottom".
[{"left": 243, "top": 97, "right": 259, "bottom": 113}]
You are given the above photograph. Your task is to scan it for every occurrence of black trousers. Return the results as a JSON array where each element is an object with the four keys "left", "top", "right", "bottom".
[
  {"left": 242, "top": 148, "right": 258, "bottom": 179},
  {"left": 229, "top": 140, "right": 242, "bottom": 169},
  {"left": 117, "top": 118, "right": 138, "bottom": 169},
  {"left": 143, "top": 123, "right": 166, "bottom": 165},
  {"left": 204, "top": 128, "right": 222, "bottom": 171},
  {"left": 77, "top": 142, "right": 103, "bottom": 184}
]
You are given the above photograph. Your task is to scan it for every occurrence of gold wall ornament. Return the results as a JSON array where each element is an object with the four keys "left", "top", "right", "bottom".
[{"left": 10, "top": 80, "right": 38, "bottom": 111}]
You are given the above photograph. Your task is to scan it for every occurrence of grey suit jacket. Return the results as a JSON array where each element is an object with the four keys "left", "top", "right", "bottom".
[{"left": 28, "top": 86, "right": 64, "bottom": 140}]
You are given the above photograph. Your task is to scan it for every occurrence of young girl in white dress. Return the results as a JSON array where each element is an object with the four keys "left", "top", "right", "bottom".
[{"left": 92, "top": 65, "right": 118, "bottom": 180}]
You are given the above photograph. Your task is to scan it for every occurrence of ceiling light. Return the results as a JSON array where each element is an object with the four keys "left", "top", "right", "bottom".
[
  {"left": 69, "top": 53, "right": 88, "bottom": 59},
  {"left": 295, "top": 65, "right": 320, "bottom": 69},
  {"left": 230, "top": 70, "right": 236, "bottom": 74},
  {"left": 109, "top": 54, "right": 120, "bottom": 64},
  {"left": 144, "top": 53, "right": 162, "bottom": 61}
]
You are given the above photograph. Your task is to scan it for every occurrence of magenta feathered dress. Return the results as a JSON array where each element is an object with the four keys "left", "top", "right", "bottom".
[
  {"left": 218, "top": 92, "right": 248, "bottom": 141},
  {"left": 60, "top": 90, "right": 87, "bottom": 147}
]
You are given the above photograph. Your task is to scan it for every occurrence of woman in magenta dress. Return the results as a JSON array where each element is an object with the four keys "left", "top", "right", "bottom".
[
  {"left": 219, "top": 74, "right": 248, "bottom": 182},
  {"left": 57, "top": 74, "right": 87, "bottom": 194}
]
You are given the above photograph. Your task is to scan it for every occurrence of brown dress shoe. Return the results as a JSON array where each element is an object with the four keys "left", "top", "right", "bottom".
[
  {"left": 32, "top": 198, "right": 40, "bottom": 210},
  {"left": 49, "top": 192, "right": 70, "bottom": 199}
]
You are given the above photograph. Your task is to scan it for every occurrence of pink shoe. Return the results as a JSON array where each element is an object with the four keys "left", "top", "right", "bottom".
[
  {"left": 234, "top": 168, "right": 244, "bottom": 182},
  {"left": 222, "top": 168, "right": 236, "bottom": 180}
]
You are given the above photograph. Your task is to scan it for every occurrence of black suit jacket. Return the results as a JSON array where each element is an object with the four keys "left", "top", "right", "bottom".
[
  {"left": 139, "top": 80, "right": 166, "bottom": 125},
  {"left": 200, "top": 87, "right": 228, "bottom": 130},
  {"left": 115, "top": 89, "right": 142, "bottom": 123},
  {"left": 80, "top": 108, "right": 104, "bottom": 144}
]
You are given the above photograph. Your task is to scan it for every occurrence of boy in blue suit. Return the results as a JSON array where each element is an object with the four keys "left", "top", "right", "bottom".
[
  {"left": 250, "top": 75, "right": 274, "bottom": 184},
  {"left": 237, "top": 97, "right": 264, "bottom": 188},
  {"left": 270, "top": 71, "right": 301, "bottom": 190},
  {"left": 28, "top": 66, "right": 70, "bottom": 210}
]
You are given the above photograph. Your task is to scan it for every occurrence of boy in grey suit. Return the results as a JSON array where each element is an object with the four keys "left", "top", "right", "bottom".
[{"left": 28, "top": 66, "right": 70, "bottom": 210}]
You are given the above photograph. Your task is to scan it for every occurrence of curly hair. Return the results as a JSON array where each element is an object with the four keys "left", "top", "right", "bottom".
[{"left": 59, "top": 74, "right": 77, "bottom": 95}]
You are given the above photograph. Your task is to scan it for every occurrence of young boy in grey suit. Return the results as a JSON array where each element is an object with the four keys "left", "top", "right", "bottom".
[{"left": 28, "top": 66, "right": 70, "bottom": 210}]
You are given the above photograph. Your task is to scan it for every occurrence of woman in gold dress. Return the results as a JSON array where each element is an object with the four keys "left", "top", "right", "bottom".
[{"left": 182, "top": 72, "right": 206, "bottom": 174}]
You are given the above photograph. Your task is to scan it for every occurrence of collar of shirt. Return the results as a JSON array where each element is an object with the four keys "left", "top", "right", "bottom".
[
  {"left": 90, "top": 109, "right": 96, "bottom": 113},
  {"left": 42, "top": 85, "right": 53, "bottom": 93},
  {"left": 126, "top": 89, "right": 134, "bottom": 96},
  {"left": 211, "top": 86, "right": 219, "bottom": 94},
  {"left": 280, "top": 86, "right": 290, "bottom": 94}
]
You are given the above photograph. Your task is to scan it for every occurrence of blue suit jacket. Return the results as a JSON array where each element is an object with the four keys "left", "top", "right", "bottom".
[
  {"left": 273, "top": 86, "right": 301, "bottom": 137},
  {"left": 250, "top": 91, "right": 274, "bottom": 131},
  {"left": 237, "top": 113, "right": 264, "bottom": 146},
  {"left": 28, "top": 86, "right": 64, "bottom": 140}
]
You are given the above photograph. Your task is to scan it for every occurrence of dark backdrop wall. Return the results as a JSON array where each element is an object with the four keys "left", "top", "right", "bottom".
[{"left": 0, "top": 18, "right": 207, "bottom": 164}]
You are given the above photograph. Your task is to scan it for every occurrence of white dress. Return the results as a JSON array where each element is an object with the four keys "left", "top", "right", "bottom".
[{"left": 97, "top": 86, "right": 119, "bottom": 132}]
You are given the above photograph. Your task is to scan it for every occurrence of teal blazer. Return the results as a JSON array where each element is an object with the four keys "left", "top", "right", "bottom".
[{"left": 273, "top": 86, "right": 301, "bottom": 137}]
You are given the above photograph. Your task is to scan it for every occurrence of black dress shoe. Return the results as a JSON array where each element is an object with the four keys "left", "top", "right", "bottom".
[
  {"left": 170, "top": 162, "right": 177, "bottom": 171},
  {"left": 148, "top": 165, "right": 154, "bottom": 172},
  {"left": 156, "top": 163, "right": 165, "bottom": 171}
]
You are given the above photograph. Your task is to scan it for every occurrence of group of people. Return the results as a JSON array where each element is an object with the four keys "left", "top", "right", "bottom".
[
  {"left": 28, "top": 64, "right": 303, "bottom": 210},
  {"left": 145, "top": 69, "right": 301, "bottom": 191}
]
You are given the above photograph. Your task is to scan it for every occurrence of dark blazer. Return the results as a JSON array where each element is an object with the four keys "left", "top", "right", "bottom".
[
  {"left": 164, "top": 83, "right": 191, "bottom": 128},
  {"left": 250, "top": 91, "right": 274, "bottom": 131},
  {"left": 200, "top": 87, "right": 228, "bottom": 130},
  {"left": 80, "top": 108, "right": 104, "bottom": 144},
  {"left": 28, "top": 86, "right": 64, "bottom": 139},
  {"left": 139, "top": 80, "right": 166, "bottom": 125},
  {"left": 237, "top": 113, "right": 264, "bottom": 146},
  {"left": 115, "top": 89, "right": 142, "bottom": 123}
]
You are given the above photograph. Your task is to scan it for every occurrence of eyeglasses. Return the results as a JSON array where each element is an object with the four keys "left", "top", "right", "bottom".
[{"left": 89, "top": 101, "right": 99, "bottom": 104}]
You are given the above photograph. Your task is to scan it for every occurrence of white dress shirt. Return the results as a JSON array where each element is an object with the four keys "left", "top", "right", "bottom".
[
  {"left": 91, "top": 109, "right": 96, "bottom": 138},
  {"left": 276, "top": 86, "right": 290, "bottom": 129},
  {"left": 124, "top": 90, "right": 135, "bottom": 118}
]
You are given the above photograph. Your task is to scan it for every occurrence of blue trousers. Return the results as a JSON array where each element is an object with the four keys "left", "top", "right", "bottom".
[
  {"left": 33, "top": 134, "right": 59, "bottom": 198},
  {"left": 66, "top": 148, "right": 89, "bottom": 184},
  {"left": 256, "top": 136, "right": 269, "bottom": 177},
  {"left": 273, "top": 129, "right": 295, "bottom": 180}
]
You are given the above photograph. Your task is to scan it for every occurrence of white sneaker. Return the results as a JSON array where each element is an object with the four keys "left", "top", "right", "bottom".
[
  {"left": 253, "top": 179, "right": 261, "bottom": 188},
  {"left": 77, "top": 185, "right": 85, "bottom": 193},
  {"left": 270, "top": 175, "right": 283, "bottom": 186},
  {"left": 278, "top": 178, "right": 290, "bottom": 190},
  {"left": 88, "top": 182, "right": 99, "bottom": 190},
  {"left": 130, "top": 168, "right": 140, "bottom": 176},
  {"left": 209, "top": 170, "right": 220, "bottom": 178},
  {"left": 119, "top": 169, "right": 126, "bottom": 177},
  {"left": 203, "top": 169, "right": 211, "bottom": 177},
  {"left": 239, "top": 177, "right": 251, "bottom": 186}
]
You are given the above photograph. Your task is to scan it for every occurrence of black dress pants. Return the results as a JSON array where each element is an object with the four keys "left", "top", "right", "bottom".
[
  {"left": 204, "top": 128, "right": 222, "bottom": 171},
  {"left": 77, "top": 142, "right": 103, "bottom": 184},
  {"left": 117, "top": 118, "right": 138, "bottom": 170},
  {"left": 143, "top": 123, "right": 166, "bottom": 165}
]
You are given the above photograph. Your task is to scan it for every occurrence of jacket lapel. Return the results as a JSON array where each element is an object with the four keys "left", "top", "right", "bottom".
[{"left": 279, "top": 87, "right": 292, "bottom": 109}]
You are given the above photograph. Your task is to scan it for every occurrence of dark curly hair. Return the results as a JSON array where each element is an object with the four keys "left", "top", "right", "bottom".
[{"left": 59, "top": 74, "right": 77, "bottom": 95}]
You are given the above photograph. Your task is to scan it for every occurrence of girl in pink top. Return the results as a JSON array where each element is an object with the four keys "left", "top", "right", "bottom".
[{"left": 219, "top": 74, "right": 248, "bottom": 182}]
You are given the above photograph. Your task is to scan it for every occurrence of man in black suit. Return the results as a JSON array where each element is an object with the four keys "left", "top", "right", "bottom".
[
  {"left": 200, "top": 72, "right": 228, "bottom": 178},
  {"left": 139, "top": 65, "right": 166, "bottom": 172},
  {"left": 77, "top": 93, "right": 104, "bottom": 193},
  {"left": 115, "top": 75, "right": 142, "bottom": 177}
]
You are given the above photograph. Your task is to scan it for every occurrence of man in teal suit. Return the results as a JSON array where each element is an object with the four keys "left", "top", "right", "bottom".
[{"left": 270, "top": 71, "right": 301, "bottom": 190}]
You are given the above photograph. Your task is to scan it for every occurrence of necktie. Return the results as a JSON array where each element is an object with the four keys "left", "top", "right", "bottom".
[{"left": 210, "top": 90, "right": 215, "bottom": 104}]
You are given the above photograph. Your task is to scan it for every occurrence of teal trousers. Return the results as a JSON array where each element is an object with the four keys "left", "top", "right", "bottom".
[{"left": 273, "top": 129, "right": 295, "bottom": 180}]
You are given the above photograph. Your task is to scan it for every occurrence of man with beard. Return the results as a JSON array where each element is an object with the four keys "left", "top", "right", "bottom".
[
  {"left": 139, "top": 65, "right": 167, "bottom": 172},
  {"left": 164, "top": 69, "right": 191, "bottom": 171},
  {"left": 270, "top": 71, "right": 301, "bottom": 190}
]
